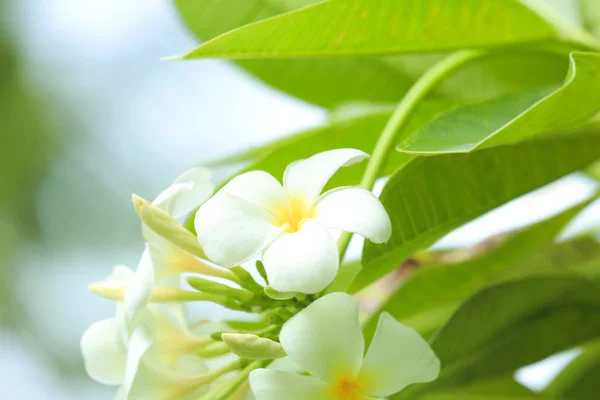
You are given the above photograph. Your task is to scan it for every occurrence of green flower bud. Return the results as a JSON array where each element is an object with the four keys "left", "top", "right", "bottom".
[{"left": 222, "top": 333, "right": 286, "bottom": 360}]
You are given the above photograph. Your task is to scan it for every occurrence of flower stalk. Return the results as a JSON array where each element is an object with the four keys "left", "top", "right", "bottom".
[
  {"left": 199, "top": 360, "right": 270, "bottom": 400},
  {"left": 336, "top": 50, "right": 486, "bottom": 261}
]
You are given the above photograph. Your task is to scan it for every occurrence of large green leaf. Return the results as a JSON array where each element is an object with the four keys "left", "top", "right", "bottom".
[
  {"left": 393, "top": 276, "right": 600, "bottom": 399},
  {"left": 419, "top": 376, "right": 545, "bottom": 399},
  {"left": 362, "top": 202, "right": 598, "bottom": 341},
  {"left": 356, "top": 128, "right": 600, "bottom": 291},
  {"left": 173, "top": 0, "right": 415, "bottom": 108},
  {"left": 174, "top": 1, "right": 569, "bottom": 108},
  {"left": 397, "top": 52, "right": 600, "bottom": 153},
  {"left": 180, "top": 0, "right": 580, "bottom": 59},
  {"left": 544, "top": 338, "right": 600, "bottom": 400},
  {"left": 207, "top": 100, "right": 459, "bottom": 188},
  {"left": 419, "top": 376, "right": 546, "bottom": 400},
  {"left": 184, "top": 102, "right": 457, "bottom": 234}
]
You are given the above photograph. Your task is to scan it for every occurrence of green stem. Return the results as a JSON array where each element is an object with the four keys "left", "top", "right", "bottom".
[
  {"left": 187, "top": 277, "right": 255, "bottom": 302},
  {"left": 188, "top": 359, "right": 242, "bottom": 385},
  {"left": 196, "top": 342, "right": 231, "bottom": 358},
  {"left": 199, "top": 360, "right": 269, "bottom": 400},
  {"left": 231, "top": 266, "right": 264, "bottom": 293},
  {"left": 336, "top": 50, "right": 485, "bottom": 261}
]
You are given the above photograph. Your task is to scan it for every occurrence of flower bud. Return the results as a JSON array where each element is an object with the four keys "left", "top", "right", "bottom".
[
  {"left": 132, "top": 194, "right": 205, "bottom": 258},
  {"left": 222, "top": 333, "right": 286, "bottom": 360},
  {"left": 89, "top": 280, "right": 224, "bottom": 303}
]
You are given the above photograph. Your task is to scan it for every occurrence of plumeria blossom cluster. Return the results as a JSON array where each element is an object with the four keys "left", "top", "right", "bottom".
[{"left": 81, "top": 149, "right": 440, "bottom": 400}]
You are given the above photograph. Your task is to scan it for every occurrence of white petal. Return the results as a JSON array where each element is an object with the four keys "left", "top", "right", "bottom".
[
  {"left": 283, "top": 149, "right": 368, "bottom": 203},
  {"left": 149, "top": 306, "right": 200, "bottom": 366},
  {"left": 114, "top": 387, "right": 126, "bottom": 400},
  {"left": 249, "top": 369, "right": 330, "bottom": 400},
  {"left": 81, "top": 318, "right": 127, "bottom": 386},
  {"left": 124, "top": 323, "right": 156, "bottom": 395},
  {"left": 358, "top": 313, "right": 440, "bottom": 397},
  {"left": 122, "top": 249, "right": 154, "bottom": 334},
  {"left": 143, "top": 226, "right": 207, "bottom": 280},
  {"left": 127, "top": 356, "right": 209, "bottom": 400},
  {"left": 125, "top": 332, "right": 209, "bottom": 400},
  {"left": 108, "top": 265, "right": 135, "bottom": 282},
  {"left": 123, "top": 322, "right": 206, "bottom": 399},
  {"left": 195, "top": 192, "right": 281, "bottom": 267},
  {"left": 314, "top": 187, "right": 392, "bottom": 243},
  {"left": 279, "top": 293, "right": 364, "bottom": 383},
  {"left": 267, "top": 357, "right": 304, "bottom": 373},
  {"left": 220, "top": 171, "right": 287, "bottom": 210},
  {"left": 262, "top": 221, "right": 338, "bottom": 294},
  {"left": 153, "top": 167, "right": 213, "bottom": 218}
]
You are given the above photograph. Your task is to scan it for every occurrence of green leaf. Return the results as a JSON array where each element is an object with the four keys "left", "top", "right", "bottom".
[
  {"left": 579, "top": 0, "right": 600, "bottom": 38},
  {"left": 174, "top": 2, "right": 570, "bottom": 107},
  {"left": 174, "top": 0, "right": 418, "bottom": 108},
  {"left": 544, "top": 338, "right": 600, "bottom": 400},
  {"left": 325, "top": 260, "right": 362, "bottom": 294},
  {"left": 393, "top": 276, "right": 600, "bottom": 398},
  {"left": 180, "top": 0, "right": 572, "bottom": 59},
  {"left": 356, "top": 128, "right": 600, "bottom": 291},
  {"left": 420, "top": 376, "right": 547, "bottom": 399},
  {"left": 362, "top": 201, "right": 597, "bottom": 341},
  {"left": 397, "top": 52, "right": 600, "bottom": 154},
  {"left": 586, "top": 160, "right": 600, "bottom": 180},
  {"left": 208, "top": 100, "right": 458, "bottom": 189}
]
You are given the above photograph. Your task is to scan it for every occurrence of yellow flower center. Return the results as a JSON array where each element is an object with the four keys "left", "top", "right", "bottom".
[
  {"left": 331, "top": 376, "right": 364, "bottom": 400},
  {"left": 271, "top": 195, "right": 315, "bottom": 233}
]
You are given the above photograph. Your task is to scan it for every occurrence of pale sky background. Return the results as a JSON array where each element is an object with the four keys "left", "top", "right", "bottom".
[{"left": 1, "top": 0, "right": 598, "bottom": 398}]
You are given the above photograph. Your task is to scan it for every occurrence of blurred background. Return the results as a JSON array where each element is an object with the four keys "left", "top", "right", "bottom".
[{"left": 0, "top": 0, "right": 598, "bottom": 398}]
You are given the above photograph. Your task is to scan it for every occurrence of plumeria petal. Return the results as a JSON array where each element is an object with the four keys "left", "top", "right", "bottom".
[
  {"left": 133, "top": 195, "right": 205, "bottom": 259},
  {"left": 358, "top": 313, "right": 440, "bottom": 397},
  {"left": 314, "top": 187, "right": 392, "bottom": 243},
  {"left": 123, "top": 323, "right": 155, "bottom": 396},
  {"left": 80, "top": 318, "right": 127, "bottom": 386},
  {"left": 262, "top": 221, "right": 338, "bottom": 294},
  {"left": 143, "top": 226, "right": 216, "bottom": 280},
  {"left": 127, "top": 354, "right": 209, "bottom": 400},
  {"left": 283, "top": 149, "right": 368, "bottom": 203},
  {"left": 114, "top": 387, "right": 126, "bottom": 400},
  {"left": 109, "top": 265, "right": 136, "bottom": 281},
  {"left": 195, "top": 192, "right": 281, "bottom": 267},
  {"left": 122, "top": 249, "right": 154, "bottom": 333},
  {"left": 220, "top": 170, "right": 287, "bottom": 210},
  {"left": 249, "top": 369, "right": 330, "bottom": 400},
  {"left": 88, "top": 265, "right": 134, "bottom": 304},
  {"left": 149, "top": 306, "right": 203, "bottom": 366},
  {"left": 153, "top": 167, "right": 213, "bottom": 218},
  {"left": 279, "top": 292, "right": 364, "bottom": 382}
]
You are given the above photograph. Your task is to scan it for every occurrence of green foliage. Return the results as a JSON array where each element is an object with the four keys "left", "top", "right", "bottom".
[
  {"left": 207, "top": 102, "right": 455, "bottom": 189},
  {"left": 171, "top": 0, "right": 600, "bottom": 397},
  {"left": 181, "top": 0, "right": 568, "bottom": 59},
  {"left": 544, "top": 338, "right": 600, "bottom": 399},
  {"left": 418, "top": 376, "right": 545, "bottom": 399},
  {"left": 175, "top": 1, "right": 571, "bottom": 107},
  {"left": 362, "top": 200, "right": 600, "bottom": 341},
  {"left": 398, "top": 52, "right": 600, "bottom": 153},
  {"left": 358, "top": 129, "right": 600, "bottom": 291},
  {"left": 394, "top": 276, "right": 600, "bottom": 399}
]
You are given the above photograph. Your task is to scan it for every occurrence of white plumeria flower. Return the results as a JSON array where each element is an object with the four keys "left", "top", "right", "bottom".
[
  {"left": 249, "top": 293, "right": 440, "bottom": 400},
  {"left": 124, "top": 168, "right": 216, "bottom": 329},
  {"left": 82, "top": 267, "right": 215, "bottom": 400},
  {"left": 195, "top": 149, "right": 392, "bottom": 294},
  {"left": 152, "top": 167, "right": 214, "bottom": 219}
]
